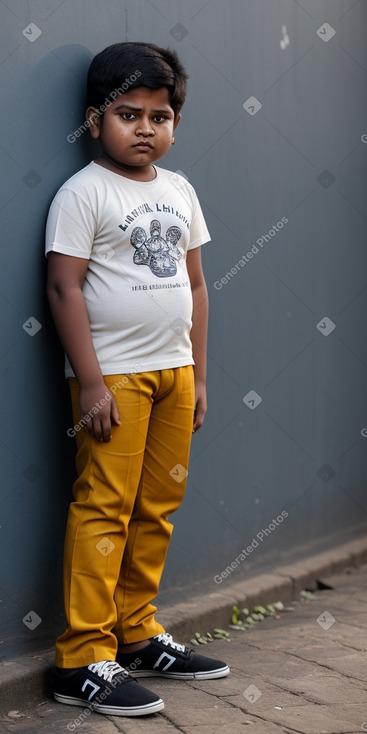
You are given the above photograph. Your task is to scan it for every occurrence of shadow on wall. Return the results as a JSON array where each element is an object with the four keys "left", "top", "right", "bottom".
[{"left": 1, "top": 45, "right": 103, "bottom": 660}]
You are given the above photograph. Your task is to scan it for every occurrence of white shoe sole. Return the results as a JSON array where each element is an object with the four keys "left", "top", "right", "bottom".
[
  {"left": 54, "top": 692, "right": 164, "bottom": 716},
  {"left": 132, "top": 665, "right": 230, "bottom": 680}
]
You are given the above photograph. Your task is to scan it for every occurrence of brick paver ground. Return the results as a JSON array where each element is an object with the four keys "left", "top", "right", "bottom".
[{"left": 2, "top": 563, "right": 367, "bottom": 734}]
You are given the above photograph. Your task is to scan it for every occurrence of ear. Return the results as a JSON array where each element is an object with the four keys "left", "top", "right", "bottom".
[
  {"left": 85, "top": 107, "right": 101, "bottom": 139},
  {"left": 173, "top": 112, "right": 181, "bottom": 132}
]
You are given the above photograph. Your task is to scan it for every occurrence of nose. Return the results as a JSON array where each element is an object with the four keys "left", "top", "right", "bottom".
[{"left": 136, "top": 115, "right": 154, "bottom": 136}]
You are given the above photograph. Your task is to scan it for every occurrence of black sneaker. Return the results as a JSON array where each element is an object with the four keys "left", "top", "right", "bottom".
[
  {"left": 116, "top": 633, "right": 230, "bottom": 680},
  {"left": 53, "top": 660, "right": 164, "bottom": 716}
]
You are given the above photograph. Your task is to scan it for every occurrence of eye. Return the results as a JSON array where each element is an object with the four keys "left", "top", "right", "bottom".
[
  {"left": 153, "top": 116, "right": 166, "bottom": 123},
  {"left": 120, "top": 112, "right": 136, "bottom": 120}
]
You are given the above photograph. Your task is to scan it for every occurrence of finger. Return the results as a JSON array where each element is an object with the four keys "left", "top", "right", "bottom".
[
  {"left": 92, "top": 416, "right": 104, "bottom": 442},
  {"left": 102, "top": 418, "right": 112, "bottom": 442},
  {"left": 78, "top": 406, "right": 92, "bottom": 435},
  {"left": 111, "top": 398, "right": 121, "bottom": 426},
  {"left": 193, "top": 409, "right": 205, "bottom": 433},
  {"left": 83, "top": 414, "right": 93, "bottom": 435},
  {"left": 101, "top": 409, "right": 114, "bottom": 442}
]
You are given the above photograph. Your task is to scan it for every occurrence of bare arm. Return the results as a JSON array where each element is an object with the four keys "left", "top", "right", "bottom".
[
  {"left": 47, "top": 252, "right": 120, "bottom": 441},
  {"left": 187, "top": 246, "right": 208, "bottom": 432}
]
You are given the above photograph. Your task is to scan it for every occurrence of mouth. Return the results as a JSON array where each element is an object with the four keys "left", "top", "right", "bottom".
[{"left": 133, "top": 142, "right": 153, "bottom": 150}]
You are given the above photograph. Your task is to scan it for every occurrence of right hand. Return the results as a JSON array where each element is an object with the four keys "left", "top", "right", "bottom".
[{"left": 79, "top": 382, "right": 121, "bottom": 442}]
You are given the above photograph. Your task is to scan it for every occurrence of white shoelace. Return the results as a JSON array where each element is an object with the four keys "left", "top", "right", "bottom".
[
  {"left": 88, "top": 660, "right": 128, "bottom": 683},
  {"left": 154, "top": 632, "right": 186, "bottom": 653}
]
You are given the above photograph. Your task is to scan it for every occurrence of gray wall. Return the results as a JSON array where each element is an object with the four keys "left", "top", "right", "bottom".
[{"left": 1, "top": 0, "right": 367, "bottom": 658}]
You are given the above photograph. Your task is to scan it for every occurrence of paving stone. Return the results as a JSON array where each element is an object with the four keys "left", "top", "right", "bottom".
[
  {"left": 221, "top": 686, "right": 309, "bottom": 711},
  {"left": 4, "top": 562, "right": 367, "bottom": 733},
  {"left": 329, "top": 609, "right": 367, "bottom": 626},
  {"left": 187, "top": 673, "right": 259, "bottom": 697},
  {"left": 257, "top": 702, "right": 358, "bottom": 734},
  {"left": 315, "top": 653, "right": 367, "bottom": 681},
  {"left": 110, "top": 711, "right": 179, "bottom": 733},
  {"left": 269, "top": 672, "right": 367, "bottom": 704},
  {"left": 160, "top": 702, "right": 255, "bottom": 727},
  {"left": 329, "top": 704, "right": 367, "bottom": 728},
  {"left": 285, "top": 638, "right": 359, "bottom": 661},
  {"left": 0, "top": 702, "right": 122, "bottom": 733},
  {"left": 181, "top": 722, "right": 293, "bottom": 734}
]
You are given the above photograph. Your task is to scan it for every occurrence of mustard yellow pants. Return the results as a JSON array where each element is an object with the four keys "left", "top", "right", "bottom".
[{"left": 55, "top": 366, "right": 195, "bottom": 668}]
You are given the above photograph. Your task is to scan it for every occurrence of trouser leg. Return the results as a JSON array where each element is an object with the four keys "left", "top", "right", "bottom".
[
  {"left": 113, "top": 365, "right": 195, "bottom": 644},
  {"left": 55, "top": 372, "right": 154, "bottom": 667},
  {"left": 55, "top": 367, "right": 194, "bottom": 667}
]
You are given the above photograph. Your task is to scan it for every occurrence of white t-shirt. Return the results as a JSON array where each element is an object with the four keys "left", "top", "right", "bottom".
[{"left": 45, "top": 161, "right": 211, "bottom": 376}]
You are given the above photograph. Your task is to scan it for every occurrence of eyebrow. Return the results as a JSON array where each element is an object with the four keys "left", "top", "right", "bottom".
[{"left": 114, "top": 103, "right": 172, "bottom": 114}]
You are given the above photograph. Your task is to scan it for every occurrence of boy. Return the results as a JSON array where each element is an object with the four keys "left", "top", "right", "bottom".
[{"left": 46, "top": 42, "right": 229, "bottom": 718}]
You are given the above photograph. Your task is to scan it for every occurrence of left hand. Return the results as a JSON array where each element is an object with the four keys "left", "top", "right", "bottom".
[{"left": 193, "top": 381, "right": 207, "bottom": 433}]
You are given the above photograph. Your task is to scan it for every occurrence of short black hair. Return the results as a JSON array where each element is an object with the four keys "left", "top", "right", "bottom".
[{"left": 87, "top": 42, "right": 188, "bottom": 117}]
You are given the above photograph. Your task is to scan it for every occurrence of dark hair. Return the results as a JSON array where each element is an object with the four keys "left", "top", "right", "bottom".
[{"left": 87, "top": 42, "right": 188, "bottom": 117}]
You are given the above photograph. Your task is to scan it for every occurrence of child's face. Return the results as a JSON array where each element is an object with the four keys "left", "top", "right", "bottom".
[{"left": 86, "top": 86, "right": 180, "bottom": 176}]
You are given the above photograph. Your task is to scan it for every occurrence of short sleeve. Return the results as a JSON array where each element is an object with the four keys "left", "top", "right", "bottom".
[
  {"left": 45, "top": 187, "right": 96, "bottom": 259},
  {"left": 187, "top": 186, "right": 211, "bottom": 251}
]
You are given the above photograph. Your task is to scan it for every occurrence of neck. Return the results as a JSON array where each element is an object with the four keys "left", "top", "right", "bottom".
[{"left": 95, "top": 154, "right": 157, "bottom": 181}]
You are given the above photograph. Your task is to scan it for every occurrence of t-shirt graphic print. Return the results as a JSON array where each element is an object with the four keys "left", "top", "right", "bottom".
[
  {"left": 45, "top": 162, "right": 211, "bottom": 376},
  {"left": 131, "top": 219, "right": 182, "bottom": 277}
]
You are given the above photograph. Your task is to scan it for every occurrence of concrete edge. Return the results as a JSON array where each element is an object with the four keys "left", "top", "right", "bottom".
[
  {"left": 158, "top": 536, "right": 367, "bottom": 641},
  {"left": 1, "top": 536, "right": 367, "bottom": 713}
]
